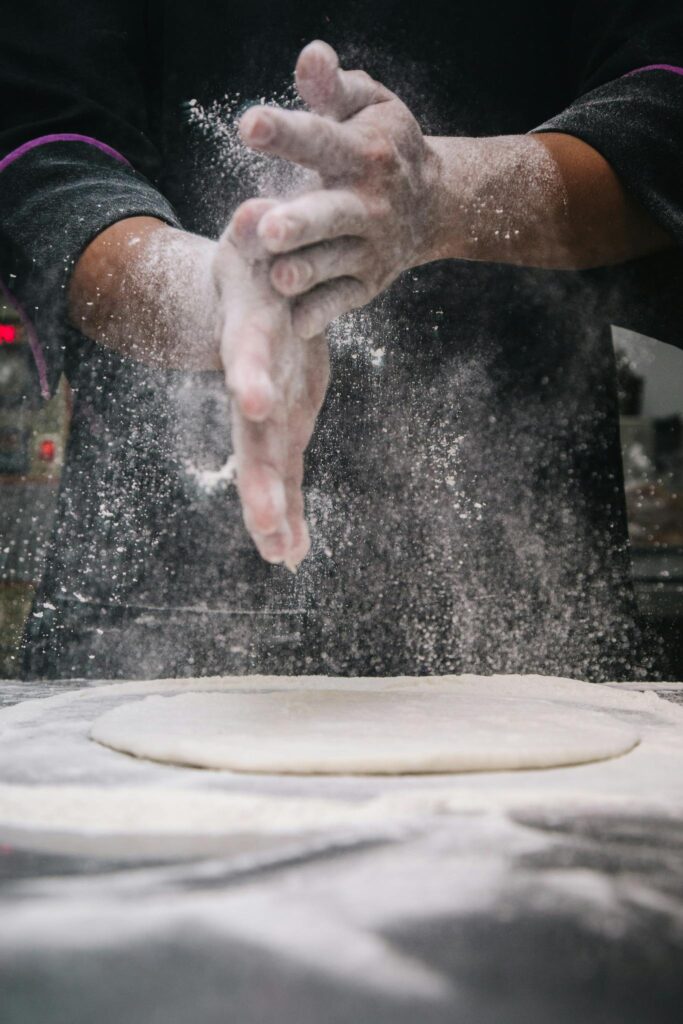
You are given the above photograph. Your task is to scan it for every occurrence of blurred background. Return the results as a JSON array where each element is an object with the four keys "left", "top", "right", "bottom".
[
  {"left": 1, "top": 299, "right": 681, "bottom": 679},
  {"left": 0, "top": 298, "right": 69, "bottom": 677},
  {"left": 615, "top": 328, "right": 683, "bottom": 678}
]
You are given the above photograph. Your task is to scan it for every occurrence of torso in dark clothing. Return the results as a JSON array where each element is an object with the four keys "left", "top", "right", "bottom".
[{"left": 18, "top": 1, "right": 661, "bottom": 680}]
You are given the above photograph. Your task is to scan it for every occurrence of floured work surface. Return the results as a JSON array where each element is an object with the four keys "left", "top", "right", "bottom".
[{"left": 0, "top": 674, "right": 681, "bottom": 857}]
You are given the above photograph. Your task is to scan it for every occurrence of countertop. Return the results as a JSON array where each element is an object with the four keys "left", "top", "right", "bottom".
[{"left": 2, "top": 677, "right": 683, "bottom": 1024}]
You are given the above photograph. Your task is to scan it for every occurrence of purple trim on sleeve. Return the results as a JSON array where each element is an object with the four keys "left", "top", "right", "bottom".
[
  {"left": 0, "top": 278, "right": 50, "bottom": 400},
  {"left": 0, "top": 133, "right": 132, "bottom": 401},
  {"left": 0, "top": 133, "right": 131, "bottom": 175},
  {"left": 625, "top": 64, "right": 683, "bottom": 78}
]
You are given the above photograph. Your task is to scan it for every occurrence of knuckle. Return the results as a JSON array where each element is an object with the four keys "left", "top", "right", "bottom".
[
  {"left": 362, "top": 131, "right": 396, "bottom": 168},
  {"left": 244, "top": 483, "right": 284, "bottom": 535},
  {"left": 364, "top": 192, "right": 391, "bottom": 221},
  {"left": 355, "top": 70, "right": 375, "bottom": 89},
  {"left": 251, "top": 502, "right": 279, "bottom": 535}
]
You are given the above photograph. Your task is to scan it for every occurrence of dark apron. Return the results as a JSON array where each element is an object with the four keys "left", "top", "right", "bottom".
[{"left": 22, "top": 262, "right": 650, "bottom": 681}]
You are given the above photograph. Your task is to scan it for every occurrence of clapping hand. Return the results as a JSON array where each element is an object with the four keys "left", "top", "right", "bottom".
[
  {"left": 213, "top": 200, "right": 329, "bottom": 570},
  {"left": 238, "top": 40, "right": 440, "bottom": 337}
]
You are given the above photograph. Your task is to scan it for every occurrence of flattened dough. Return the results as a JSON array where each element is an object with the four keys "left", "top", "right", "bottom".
[{"left": 89, "top": 680, "right": 640, "bottom": 775}]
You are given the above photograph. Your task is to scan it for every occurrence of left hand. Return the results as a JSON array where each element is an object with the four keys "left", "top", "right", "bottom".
[
  {"left": 215, "top": 199, "right": 329, "bottom": 569},
  {"left": 237, "top": 40, "right": 441, "bottom": 338}
]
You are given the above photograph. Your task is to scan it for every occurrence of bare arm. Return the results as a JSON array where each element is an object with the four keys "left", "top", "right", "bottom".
[
  {"left": 423, "top": 132, "right": 672, "bottom": 270},
  {"left": 68, "top": 217, "right": 221, "bottom": 370}
]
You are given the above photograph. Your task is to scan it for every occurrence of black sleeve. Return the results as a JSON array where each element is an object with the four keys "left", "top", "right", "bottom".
[
  {"left": 0, "top": 1, "right": 181, "bottom": 398},
  {"left": 532, "top": 1, "right": 683, "bottom": 349},
  {"left": 533, "top": 1, "right": 683, "bottom": 245}
]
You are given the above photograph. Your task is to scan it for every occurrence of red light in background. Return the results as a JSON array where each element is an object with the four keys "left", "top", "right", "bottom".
[
  {"left": 0, "top": 324, "right": 18, "bottom": 344},
  {"left": 38, "top": 439, "right": 56, "bottom": 462}
]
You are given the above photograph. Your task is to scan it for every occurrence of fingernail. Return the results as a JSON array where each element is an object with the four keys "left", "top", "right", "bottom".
[
  {"left": 291, "top": 259, "right": 313, "bottom": 287},
  {"left": 288, "top": 521, "right": 311, "bottom": 569},
  {"left": 278, "top": 258, "right": 312, "bottom": 291},
  {"left": 260, "top": 518, "right": 294, "bottom": 563},
  {"left": 243, "top": 110, "right": 274, "bottom": 144},
  {"left": 264, "top": 216, "right": 299, "bottom": 246},
  {"left": 261, "top": 534, "right": 287, "bottom": 563}
]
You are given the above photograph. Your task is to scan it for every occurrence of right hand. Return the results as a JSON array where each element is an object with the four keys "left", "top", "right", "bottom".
[
  {"left": 236, "top": 41, "right": 441, "bottom": 338},
  {"left": 213, "top": 199, "right": 330, "bottom": 570}
]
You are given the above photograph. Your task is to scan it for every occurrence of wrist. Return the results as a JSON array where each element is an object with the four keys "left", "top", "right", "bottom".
[
  {"left": 151, "top": 227, "right": 221, "bottom": 370},
  {"left": 415, "top": 135, "right": 575, "bottom": 269},
  {"left": 70, "top": 219, "right": 223, "bottom": 372},
  {"left": 412, "top": 137, "right": 474, "bottom": 266}
]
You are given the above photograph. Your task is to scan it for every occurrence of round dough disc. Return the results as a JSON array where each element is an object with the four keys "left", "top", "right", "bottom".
[{"left": 89, "top": 686, "right": 639, "bottom": 775}]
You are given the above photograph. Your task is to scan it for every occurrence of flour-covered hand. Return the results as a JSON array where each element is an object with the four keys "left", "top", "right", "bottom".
[
  {"left": 213, "top": 199, "right": 329, "bottom": 568},
  {"left": 237, "top": 41, "right": 441, "bottom": 338}
]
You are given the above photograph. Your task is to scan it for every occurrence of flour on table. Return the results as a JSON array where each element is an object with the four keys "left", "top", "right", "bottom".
[
  {"left": 1, "top": 676, "right": 682, "bottom": 855},
  {"left": 89, "top": 676, "right": 640, "bottom": 775}
]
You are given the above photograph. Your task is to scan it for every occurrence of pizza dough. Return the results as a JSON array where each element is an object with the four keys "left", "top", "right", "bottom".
[{"left": 89, "top": 681, "right": 640, "bottom": 775}]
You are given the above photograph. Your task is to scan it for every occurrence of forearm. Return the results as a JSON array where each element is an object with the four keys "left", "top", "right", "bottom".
[
  {"left": 68, "top": 217, "right": 221, "bottom": 371},
  {"left": 421, "top": 133, "right": 674, "bottom": 271}
]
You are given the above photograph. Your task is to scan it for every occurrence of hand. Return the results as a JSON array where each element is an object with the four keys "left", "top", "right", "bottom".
[
  {"left": 237, "top": 41, "right": 441, "bottom": 338},
  {"left": 213, "top": 200, "right": 329, "bottom": 569}
]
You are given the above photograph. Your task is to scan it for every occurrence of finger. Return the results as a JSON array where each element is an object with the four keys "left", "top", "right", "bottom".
[
  {"left": 240, "top": 464, "right": 292, "bottom": 563},
  {"left": 238, "top": 452, "right": 287, "bottom": 537},
  {"left": 237, "top": 398, "right": 311, "bottom": 568},
  {"left": 239, "top": 106, "right": 360, "bottom": 177},
  {"left": 234, "top": 406, "right": 287, "bottom": 476},
  {"left": 270, "top": 237, "right": 369, "bottom": 297},
  {"left": 295, "top": 40, "right": 386, "bottom": 121},
  {"left": 222, "top": 311, "right": 278, "bottom": 422},
  {"left": 282, "top": 452, "right": 309, "bottom": 569},
  {"left": 234, "top": 417, "right": 291, "bottom": 563},
  {"left": 284, "top": 479, "right": 310, "bottom": 570},
  {"left": 220, "top": 199, "right": 281, "bottom": 422},
  {"left": 305, "top": 332, "right": 331, "bottom": 412},
  {"left": 280, "top": 335, "right": 329, "bottom": 568},
  {"left": 293, "top": 277, "right": 369, "bottom": 339},
  {"left": 228, "top": 198, "right": 278, "bottom": 259},
  {"left": 258, "top": 189, "right": 368, "bottom": 254},
  {"left": 285, "top": 331, "right": 331, "bottom": 568},
  {"left": 286, "top": 517, "right": 311, "bottom": 571}
]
